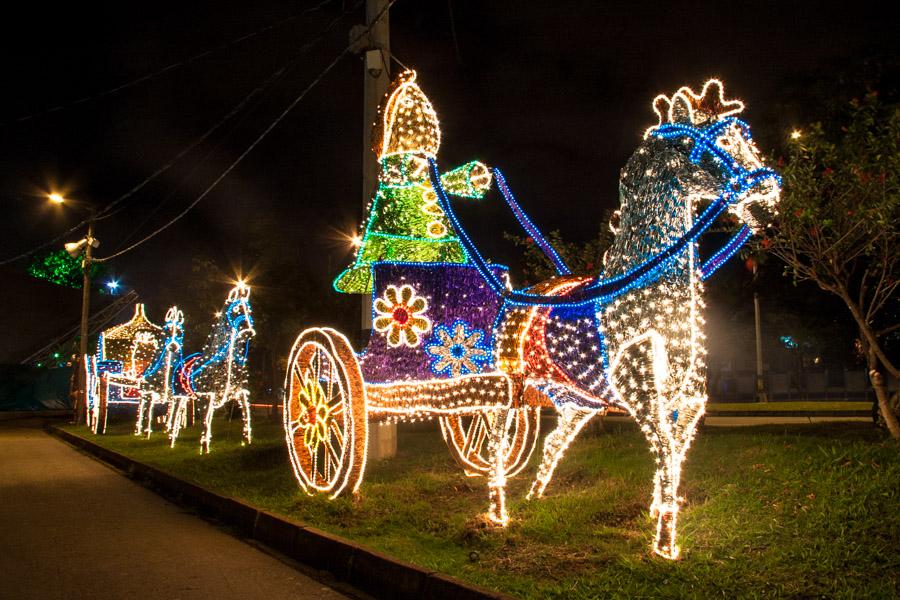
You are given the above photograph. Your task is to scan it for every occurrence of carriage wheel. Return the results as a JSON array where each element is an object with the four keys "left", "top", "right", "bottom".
[
  {"left": 284, "top": 328, "right": 368, "bottom": 498},
  {"left": 440, "top": 406, "right": 541, "bottom": 477}
]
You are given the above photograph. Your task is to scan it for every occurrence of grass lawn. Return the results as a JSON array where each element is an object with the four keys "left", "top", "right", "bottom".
[{"left": 62, "top": 414, "right": 898, "bottom": 599}]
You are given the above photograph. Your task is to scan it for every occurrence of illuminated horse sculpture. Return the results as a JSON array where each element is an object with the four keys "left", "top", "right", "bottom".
[
  {"left": 169, "top": 283, "right": 255, "bottom": 452},
  {"left": 134, "top": 306, "right": 185, "bottom": 438},
  {"left": 428, "top": 80, "right": 781, "bottom": 558}
]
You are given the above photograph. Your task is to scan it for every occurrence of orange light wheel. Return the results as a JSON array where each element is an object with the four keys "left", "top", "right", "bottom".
[
  {"left": 284, "top": 328, "right": 368, "bottom": 498},
  {"left": 440, "top": 406, "right": 541, "bottom": 477}
]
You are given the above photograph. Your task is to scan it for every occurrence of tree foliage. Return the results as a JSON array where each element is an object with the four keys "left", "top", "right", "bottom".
[
  {"left": 27, "top": 249, "right": 104, "bottom": 288},
  {"left": 503, "top": 215, "right": 614, "bottom": 285},
  {"left": 764, "top": 92, "right": 900, "bottom": 436}
]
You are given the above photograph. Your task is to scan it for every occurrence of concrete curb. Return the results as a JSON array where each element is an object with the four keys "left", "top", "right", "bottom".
[
  {"left": 48, "top": 426, "right": 513, "bottom": 600},
  {"left": 705, "top": 410, "right": 871, "bottom": 418}
]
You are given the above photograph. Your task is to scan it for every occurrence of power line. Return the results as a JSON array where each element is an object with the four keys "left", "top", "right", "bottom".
[
  {"left": 0, "top": 1, "right": 362, "bottom": 266},
  {"left": 0, "top": 219, "right": 92, "bottom": 267},
  {"left": 0, "top": 0, "right": 339, "bottom": 128},
  {"left": 95, "top": 0, "right": 360, "bottom": 223},
  {"left": 94, "top": 0, "right": 396, "bottom": 263},
  {"left": 0, "top": 61, "right": 293, "bottom": 267}
]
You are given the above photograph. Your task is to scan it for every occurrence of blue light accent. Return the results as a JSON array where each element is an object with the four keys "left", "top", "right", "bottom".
[
  {"left": 780, "top": 335, "right": 798, "bottom": 349},
  {"left": 493, "top": 168, "right": 570, "bottom": 276}
]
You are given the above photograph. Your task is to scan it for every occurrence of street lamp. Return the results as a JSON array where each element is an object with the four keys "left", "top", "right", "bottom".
[{"left": 54, "top": 193, "right": 99, "bottom": 424}]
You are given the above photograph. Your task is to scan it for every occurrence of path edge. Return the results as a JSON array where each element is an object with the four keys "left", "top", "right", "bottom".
[{"left": 48, "top": 426, "right": 513, "bottom": 600}]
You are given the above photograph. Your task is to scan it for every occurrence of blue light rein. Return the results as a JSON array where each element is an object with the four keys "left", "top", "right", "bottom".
[
  {"left": 700, "top": 225, "right": 751, "bottom": 280},
  {"left": 428, "top": 157, "right": 726, "bottom": 306},
  {"left": 493, "top": 169, "right": 571, "bottom": 276}
]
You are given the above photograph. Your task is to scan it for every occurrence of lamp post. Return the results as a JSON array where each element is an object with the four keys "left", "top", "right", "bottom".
[
  {"left": 55, "top": 193, "right": 99, "bottom": 424},
  {"left": 751, "top": 261, "right": 768, "bottom": 403}
]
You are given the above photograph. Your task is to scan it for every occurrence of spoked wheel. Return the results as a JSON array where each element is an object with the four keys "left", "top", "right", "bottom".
[
  {"left": 284, "top": 328, "right": 368, "bottom": 498},
  {"left": 440, "top": 406, "right": 541, "bottom": 477}
]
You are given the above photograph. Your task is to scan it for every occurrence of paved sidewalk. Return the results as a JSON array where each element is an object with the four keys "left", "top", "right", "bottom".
[{"left": 0, "top": 419, "right": 348, "bottom": 600}]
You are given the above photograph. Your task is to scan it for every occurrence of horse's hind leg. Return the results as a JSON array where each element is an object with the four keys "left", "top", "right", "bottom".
[
  {"left": 144, "top": 398, "right": 155, "bottom": 438},
  {"left": 238, "top": 391, "right": 252, "bottom": 445},
  {"left": 168, "top": 397, "right": 186, "bottom": 447},
  {"left": 485, "top": 408, "right": 513, "bottom": 525},
  {"left": 527, "top": 405, "right": 596, "bottom": 500}
]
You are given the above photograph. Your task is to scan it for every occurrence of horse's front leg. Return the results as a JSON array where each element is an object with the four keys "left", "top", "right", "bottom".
[
  {"left": 168, "top": 396, "right": 184, "bottom": 447},
  {"left": 144, "top": 393, "right": 159, "bottom": 438},
  {"left": 238, "top": 391, "right": 252, "bottom": 446},
  {"left": 200, "top": 395, "right": 216, "bottom": 454},
  {"left": 611, "top": 330, "right": 705, "bottom": 559},
  {"left": 526, "top": 404, "right": 596, "bottom": 500}
]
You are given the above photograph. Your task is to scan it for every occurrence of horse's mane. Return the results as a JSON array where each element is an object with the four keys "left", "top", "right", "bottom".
[{"left": 602, "top": 137, "right": 717, "bottom": 277}]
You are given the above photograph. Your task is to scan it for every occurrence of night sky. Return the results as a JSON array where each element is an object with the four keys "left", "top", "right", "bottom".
[{"left": 0, "top": 0, "right": 894, "bottom": 334}]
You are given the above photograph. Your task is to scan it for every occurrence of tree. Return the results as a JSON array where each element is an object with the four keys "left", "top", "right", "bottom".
[
  {"left": 27, "top": 249, "right": 104, "bottom": 288},
  {"left": 764, "top": 92, "right": 900, "bottom": 438},
  {"left": 503, "top": 216, "right": 614, "bottom": 285}
]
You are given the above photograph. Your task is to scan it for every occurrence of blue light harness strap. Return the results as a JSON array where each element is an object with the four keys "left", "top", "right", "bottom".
[
  {"left": 493, "top": 168, "right": 571, "bottom": 276},
  {"left": 699, "top": 225, "right": 752, "bottom": 280}
]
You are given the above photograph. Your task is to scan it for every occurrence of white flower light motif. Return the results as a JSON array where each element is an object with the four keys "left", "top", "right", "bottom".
[
  {"left": 373, "top": 284, "right": 431, "bottom": 347},
  {"left": 426, "top": 321, "right": 490, "bottom": 377}
]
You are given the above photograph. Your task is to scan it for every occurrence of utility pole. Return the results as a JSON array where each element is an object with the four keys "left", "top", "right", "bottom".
[
  {"left": 355, "top": 0, "right": 396, "bottom": 458},
  {"left": 752, "top": 263, "right": 768, "bottom": 402},
  {"left": 75, "top": 216, "right": 95, "bottom": 424}
]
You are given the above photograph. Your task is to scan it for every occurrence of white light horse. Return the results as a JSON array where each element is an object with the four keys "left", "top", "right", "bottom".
[
  {"left": 134, "top": 306, "right": 185, "bottom": 438},
  {"left": 432, "top": 80, "right": 781, "bottom": 558},
  {"left": 169, "top": 283, "right": 255, "bottom": 452}
]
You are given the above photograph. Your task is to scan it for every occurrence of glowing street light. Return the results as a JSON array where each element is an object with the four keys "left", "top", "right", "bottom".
[
  {"left": 106, "top": 279, "right": 119, "bottom": 292},
  {"left": 48, "top": 192, "right": 66, "bottom": 204},
  {"left": 790, "top": 130, "right": 802, "bottom": 140}
]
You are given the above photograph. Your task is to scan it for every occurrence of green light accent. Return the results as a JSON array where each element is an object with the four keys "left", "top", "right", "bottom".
[
  {"left": 27, "top": 249, "right": 104, "bottom": 289},
  {"left": 334, "top": 153, "right": 490, "bottom": 294}
]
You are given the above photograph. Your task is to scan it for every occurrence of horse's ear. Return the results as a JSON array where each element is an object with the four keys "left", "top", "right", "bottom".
[
  {"left": 669, "top": 93, "right": 693, "bottom": 124},
  {"left": 652, "top": 95, "right": 671, "bottom": 126},
  {"left": 176, "top": 310, "right": 184, "bottom": 325},
  {"left": 695, "top": 79, "right": 744, "bottom": 121}
]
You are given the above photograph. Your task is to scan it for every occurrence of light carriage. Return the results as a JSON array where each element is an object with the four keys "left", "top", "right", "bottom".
[
  {"left": 85, "top": 303, "right": 181, "bottom": 435},
  {"left": 284, "top": 72, "right": 781, "bottom": 558}
]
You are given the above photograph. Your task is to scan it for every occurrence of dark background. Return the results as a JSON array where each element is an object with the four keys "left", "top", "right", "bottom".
[{"left": 0, "top": 1, "right": 895, "bottom": 379}]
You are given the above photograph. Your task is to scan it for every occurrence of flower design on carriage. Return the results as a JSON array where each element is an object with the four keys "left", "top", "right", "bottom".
[
  {"left": 373, "top": 284, "right": 431, "bottom": 347},
  {"left": 426, "top": 320, "right": 490, "bottom": 377},
  {"left": 295, "top": 371, "right": 335, "bottom": 450}
]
